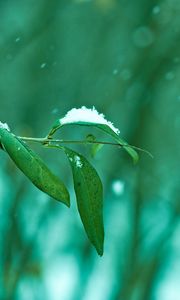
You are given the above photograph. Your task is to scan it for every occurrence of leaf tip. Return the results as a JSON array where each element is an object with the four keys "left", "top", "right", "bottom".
[
  {"left": 59, "top": 192, "right": 71, "bottom": 208},
  {"left": 65, "top": 198, "right": 71, "bottom": 208},
  {"left": 133, "top": 154, "right": 139, "bottom": 165},
  {"left": 97, "top": 247, "right": 104, "bottom": 256},
  {"left": 94, "top": 231, "right": 104, "bottom": 257}
]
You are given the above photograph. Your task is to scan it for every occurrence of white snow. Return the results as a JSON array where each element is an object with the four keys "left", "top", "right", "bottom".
[
  {"left": 0, "top": 121, "right": 10, "bottom": 131},
  {"left": 113, "top": 69, "right": 118, "bottom": 75},
  {"left": 165, "top": 72, "right": 175, "bottom": 81},
  {"left": 74, "top": 155, "right": 83, "bottom": 168},
  {"left": 112, "top": 180, "right": 124, "bottom": 196},
  {"left": 44, "top": 257, "right": 78, "bottom": 300},
  {"left": 51, "top": 108, "right": 59, "bottom": 114},
  {"left": 152, "top": 6, "right": 160, "bottom": 15},
  {"left": 40, "top": 63, "right": 47, "bottom": 69},
  {"left": 59, "top": 106, "right": 120, "bottom": 135},
  {"left": 15, "top": 37, "right": 21, "bottom": 42}
]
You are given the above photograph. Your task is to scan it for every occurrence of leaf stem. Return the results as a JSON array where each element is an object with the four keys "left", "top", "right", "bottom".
[
  {"left": 18, "top": 136, "right": 122, "bottom": 147},
  {"left": 17, "top": 136, "right": 153, "bottom": 158}
]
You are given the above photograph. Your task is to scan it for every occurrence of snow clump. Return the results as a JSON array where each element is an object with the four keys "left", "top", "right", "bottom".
[
  {"left": 0, "top": 121, "right": 10, "bottom": 131},
  {"left": 59, "top": 106, "right": 120, "bottom": 135},
  {"left": 74, "top": 155, "right": 83, "bottom": 168}
]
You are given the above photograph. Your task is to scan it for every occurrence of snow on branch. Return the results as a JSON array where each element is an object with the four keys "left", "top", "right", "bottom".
[
  {"left": 59, "top": 106, "right": 120, "bottom": 135},
  {"left": 0, "top": 121, "right": 10, "bottom": 131}
]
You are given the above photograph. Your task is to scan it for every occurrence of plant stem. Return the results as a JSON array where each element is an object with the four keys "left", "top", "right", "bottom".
[
  {"left": 17, "top": 135, "right": 153, "bottom": 158},
  {"left": 18, "top": 136, "right": 122, "bottom": 147}
]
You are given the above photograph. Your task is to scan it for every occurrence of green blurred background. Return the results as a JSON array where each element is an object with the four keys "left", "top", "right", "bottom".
[{"left": 0, "top": 0, "right": 180, "bottom": 299}]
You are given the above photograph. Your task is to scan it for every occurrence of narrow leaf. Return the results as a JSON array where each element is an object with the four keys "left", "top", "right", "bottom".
[
  {"left": 0, "top": 128, "right": 70, "bottom": 206},
  {"left": 96, "top": 124, "right": 139, "bottom": 164},
  {"left": 49, "top": 106, "right": 139, "bottom": 163},
  {"left": 64, "top": 146, "right": 104, "bottom": 256},
  {"left": 57, "top": 121, "right": 138, "bottom": 163},
  {"left": 86, "top": 134, "right": 103, "bottom": 158}
]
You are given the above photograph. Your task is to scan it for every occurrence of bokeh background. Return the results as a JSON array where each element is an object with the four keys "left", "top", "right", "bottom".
[{"left": 0, "top": 0, "right": 180, "bottom": 299}]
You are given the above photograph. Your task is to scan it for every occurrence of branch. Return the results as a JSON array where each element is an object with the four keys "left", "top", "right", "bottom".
[{"left": 17, "top": 136, "right": 153, "bottom": 158}]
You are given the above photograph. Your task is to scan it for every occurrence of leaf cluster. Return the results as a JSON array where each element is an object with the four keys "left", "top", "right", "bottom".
[{"left": 0, "top": 113, "right": 138, "bottom": 255}]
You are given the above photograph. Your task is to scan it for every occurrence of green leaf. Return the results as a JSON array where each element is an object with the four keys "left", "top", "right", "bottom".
[
  {"left": 50, "top": 118, "right": 139, "bottom": 163},
  {"left": 64, "top": 146, "right": 104, "bottom": 256},
  {"left": 86, "top": 134, "right": 103, "bottom": 158},
  {"left": 0, "top": 128, "right": 70, "bottom": 206},
  {"left": 96, "top": 124, "right": 139, "bottom": 164}
]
